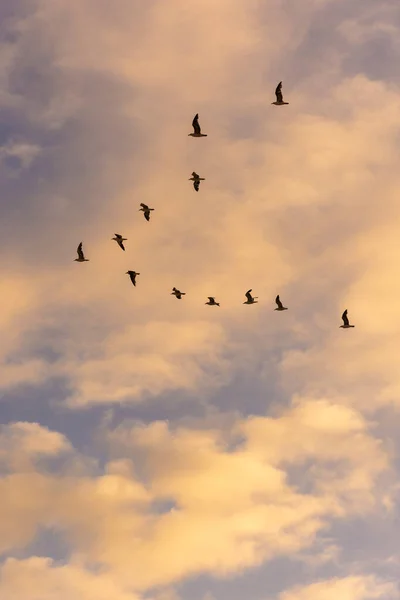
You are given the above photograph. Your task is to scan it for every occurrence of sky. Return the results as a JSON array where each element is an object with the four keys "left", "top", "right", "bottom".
[{"left": 0, "top": 0, "right": 400, "bottom": 599}]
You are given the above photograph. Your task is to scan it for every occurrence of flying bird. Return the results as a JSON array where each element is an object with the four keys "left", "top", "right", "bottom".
[
  {"left": 189, "top": 172, "right": 205, "bottom": 192},
  {"left": 275, "top": 295, "right": 288, "bottom": 311},
  {"left": 272, "top": 81, "right": 289, "bottom": 106},
  {"left": 126, "top": 271, "right": 140, "bottom": 287},
  {"left": 340, "top": 309, "right": 355, "bottom": 329},
  {"left": 112, "top": 233, "right": 127, "bottom": 251},
  {"left": 139, "top": 203, "right": 154, "bottom": 222},
  {"left": 244, "top": 289, "right": 258, "bottom": 304},
  {"left": 206, "top": 297, "right": 220, "bottom": 306},
  {"left": 74, "top": 242, "right": 89, "bottom": 262},
  {"left": 188, "top": 113, "right": 207, "bottom": 137},
  {"left": 171, "top": 287, "right": 185, "bottom": 299}
]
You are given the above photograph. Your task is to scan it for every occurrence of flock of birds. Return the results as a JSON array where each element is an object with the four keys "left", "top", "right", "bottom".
[{"left": 73, "top": 82, "right": 355, "bottom": 330}]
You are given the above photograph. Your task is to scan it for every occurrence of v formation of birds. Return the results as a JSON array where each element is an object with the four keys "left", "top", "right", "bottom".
[{"left": 74, "top": 83, "right": 355, "bottom": 330}]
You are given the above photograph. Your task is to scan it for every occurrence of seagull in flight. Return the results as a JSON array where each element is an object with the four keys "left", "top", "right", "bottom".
[
  {"left": 189, "top": 172, "right": 205, "bottom": 192},
  {"left": 275, "top": 295, "right": 288, "bottom": 311},
  {"left": 189, "top": 113, "right": 207, "bottom": 137},
  {"left": 139, "top": 203, "right": 154, "bottom": 222},
  {"left": 272, "top": 81, "right": 289, "bottom": 106},
  {"left": 243, "top": 289, "right": 258, "bottom": 304},
  {"left": 74, "top": 242, "right": 89, "bottom": 262},
  {"left": 206, "top": 297, "right": 220, "bottom": 306},
  {"left": 126, "top": 271, "right": 140, "bottom": 286},
  {"left": 112, "top": 233, "right": 127, "bottom": 251},
  {"left": 340, "top": 309, "right": 355, "bottom": 329},
  {"left": 171, "top": 287, "right": 185, "bottom": 299}
]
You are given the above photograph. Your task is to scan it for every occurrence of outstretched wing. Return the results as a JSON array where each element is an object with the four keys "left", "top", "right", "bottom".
[
  {"left": 194, "top": 180, "right": 200, "bottom": 192},
  {"left": 140, "top": 203, "right": 148, "bottom": 210},
  {"left": 245, "top": 289, "right": 253, "bottom": 301},
  {"left": 275, "top": 81, "right": 283, "bottom": 103},
  {"left": 208, "top": 297, "right": 214, "bottom": 302},
  {"left": 130, "top": 273, "right": 136, "bottom": 286},
  {"left": 77, "top": 242, "right": 84, "bottom": 260},
  {"left": 192, "top": 113, "right": 201, "bottom": 135},
  {"left": 192, "top": 172, "right": 199, "bottom": 178},
  {"left": 119, "top": 240, "right": 125, "bottom": 251},
  {"left": 275, "top": 295, "right": 283, "bottom": 309},
  {"left": 144, "top": 210, "right": 150, "bottom": 221},
  {"left": 342, "top": 310, "right": 349, "bottom": 326}
]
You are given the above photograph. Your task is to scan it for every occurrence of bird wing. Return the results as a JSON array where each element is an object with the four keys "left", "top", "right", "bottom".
[
  {"left": 276, "top": 295, "right": 283, "bottom": 309},
  {"left": 208, "top": 297, "right": 214, "bottom": 302},
  {"left": 77, "top": 243, "right": 84, "bottom": 259},
  {"left": 192, "top": 172, "right": 199, "bottom": 178},
  {"left": 144, "top": 210, "right": 150, "bottom": 221},
  {"left": 194, "top": 180, "right": 199, "bottom": 192},
  {"left": 140, "top": 203, "right": 148, "bottom": 210},
  {"left": 245, "top": 289, "right": 253, "bottom": 301},
  {"left": 119, "top": 240, "right": 125, "bottom": 251},
  {"left": 342, "top": 310, "right": 349, "bottom": 326},
  {"left": 192, "top": 114, "right": 201, "bottom": 134},
  {"left": 275, "top": 81, "right": 283, "bottom": 102}
]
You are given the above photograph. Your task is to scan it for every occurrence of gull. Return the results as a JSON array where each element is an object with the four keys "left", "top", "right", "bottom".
[
  {"left": 340, "top": 309, "right": 355, "bottom": 329},
  {"left": 74, "top": 242, "right": 89, "bottom": 262},
  {"left": 275, "top": 295, "right": 288, "bottom": 311},
  {"left": 112, "top": 233, "right": 127, "bottom": 251},
  {"left": 126, "top": 270, "right": 140, "bottom": 287},
  {"left": 188, "top": 113, "right": 207, "bottom": 137},
  {"left": 139, "top": 203, "right": 154, "bottom": 222},
  {"left": 243, "top": 289, "right": 258, "bottom": 304},
  {"left": 272, "top": 81, "right": 289, "bottom": 106},
  {"left": 171, "top": 287, "right": 185, "bottom": 299},
  {"left": 206, "top": 296, "right": 220, "bottom": 306},
  {"left": 189, "top": 172, "right": 205, "bottom": 192}
]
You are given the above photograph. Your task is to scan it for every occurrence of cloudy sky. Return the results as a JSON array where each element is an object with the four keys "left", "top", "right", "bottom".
[{"left": 1, "top": 0, "right": 400, "bottom": 598}]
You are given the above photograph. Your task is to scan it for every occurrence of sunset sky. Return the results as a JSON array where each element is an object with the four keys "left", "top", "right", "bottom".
[{"left": 0, "top": 1, "right": 399, "bottom": 599}]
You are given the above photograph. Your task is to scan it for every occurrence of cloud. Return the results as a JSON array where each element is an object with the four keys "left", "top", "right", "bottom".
[
  {"left": 1, "top": 393, "right": 392, "bottom": 589},
  {"left": 0, "top": 557, "right": 142, "bottom": 600},
  {"left": 278, "top": 575, "right": 397, "bottom": 600}
]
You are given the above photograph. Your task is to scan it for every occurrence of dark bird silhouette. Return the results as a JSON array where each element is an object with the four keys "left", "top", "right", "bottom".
[
  {"left": 139, "top": 203, "right": 154, "bottom": 221},
  {"left": 126, "top": 271, "right": 140, "bottom": 286},
  {"left": 189, "top": 172, "right": 205, "bottom": 192},
  {"left": 171, "top": 287, "right": 186, "bottom": 299},
  {"left": 206, "top": 297, "right": 220, "bottom": 306},
  {"left": 112, "top": 233, "right": 127, "bottom": 251},
  {"left": 74, "top": 242, "right": 89, "bottom": 262},
  {"left": 340, "top": 309, "right": 355, "bottom": 329},
  {"left": 188, "top": 114, "right": 207, "bottom": 137},
  {"left": 244, "top": 289, "right": 258, "bottom": 304},
  {"left": 272, "top": 81, "right": 289, "bottom": 105},
  {"left": 275, "top": 295, "right": 288, "bottom": 311}
]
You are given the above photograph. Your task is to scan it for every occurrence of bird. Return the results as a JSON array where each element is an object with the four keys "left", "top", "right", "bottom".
[
  {"left": 243, "top": 289, "right": 258, "bottom": 304},
  {"left": 189, "top": 172, "right": 205, "bottom": 192},
  {"left": 275, "top": 295, "right": 288, "bottom": 311},
  {"left": 188, "top": 113, "right": 207, "bottom": 137},
  {"left": 74, "top": 242, "right": 89, "bottom": 262},
  {"left": 139, "top": 203, "right": 154, "bottom": 222},
  {"left": 340, "top": 309, "right": 355, "bottom": 329},
  {"left": 126, "top": 271, "right": 140, "bottom": 286},
  {"left": 206, "top": 297, "right": 220, "bottom": 306},
  {"left": 272, "top": 81, "right": 289, "bottom": 106},
  {"left": 112, "top": 233, "right": 127, "bottom": 251},
  {"left": 171, "top": 287, "right": 185, "bottom": 299}
]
